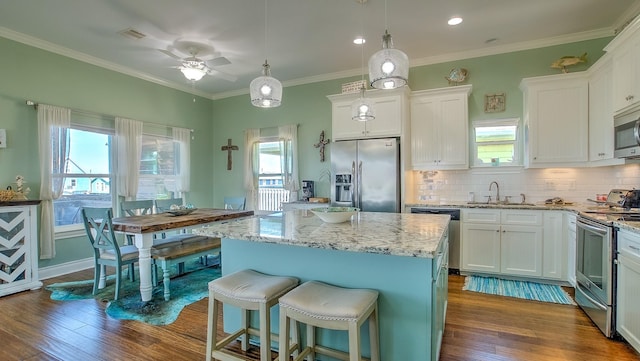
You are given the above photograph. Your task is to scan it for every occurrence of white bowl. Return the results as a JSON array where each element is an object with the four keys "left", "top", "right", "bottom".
[{"left": 310, "top": 207, "right": 359, "bottom": 223}]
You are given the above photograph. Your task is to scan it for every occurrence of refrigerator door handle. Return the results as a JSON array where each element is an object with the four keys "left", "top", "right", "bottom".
[
  {"left": 358, "top": 160, "right": 363, "bottom": 210},
  {"left": 351, "top": 161, "right": 357, "bottom": 208}
]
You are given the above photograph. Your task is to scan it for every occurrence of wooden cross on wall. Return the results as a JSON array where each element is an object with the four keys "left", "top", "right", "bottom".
[
  {"left": 221, "top": 138, "right": 239, "bottom": 170},
  {"left": 314, "top": 130, "right": 330, "bottom": 162}
]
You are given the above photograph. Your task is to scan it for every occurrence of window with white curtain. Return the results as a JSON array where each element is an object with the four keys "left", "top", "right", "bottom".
[
  {"left": 136, "top": 134, "right": 178, "bottom": 200},
  {"left": 257, "top": 139, "right": 290, "bottom": 211},
  {"left": 53, "top": 126, "right": 113, "bottom": 230}
]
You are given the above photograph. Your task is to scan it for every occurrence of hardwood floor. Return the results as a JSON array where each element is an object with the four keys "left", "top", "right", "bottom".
[{"left": 0, "top": 271, "right": 637, "bottom": 361}]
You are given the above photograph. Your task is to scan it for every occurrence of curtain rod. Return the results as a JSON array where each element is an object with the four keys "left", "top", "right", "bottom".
[{"left": 25, "top": 100, "right": 194, "bottom": 132}]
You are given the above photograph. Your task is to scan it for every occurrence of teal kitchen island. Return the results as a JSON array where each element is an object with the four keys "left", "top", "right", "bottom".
[{"left": 194, "top": 210, "right": 450, "bottom": 361}]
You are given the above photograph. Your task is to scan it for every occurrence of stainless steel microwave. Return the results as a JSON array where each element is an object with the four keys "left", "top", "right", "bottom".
[{"left": 614, "top": 108, "right": 640, "bottom": 158}]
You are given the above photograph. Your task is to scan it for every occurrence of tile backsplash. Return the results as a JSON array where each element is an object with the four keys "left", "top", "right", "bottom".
[{"left": 409, "top": 163, "right": 640, "bottom": 205}]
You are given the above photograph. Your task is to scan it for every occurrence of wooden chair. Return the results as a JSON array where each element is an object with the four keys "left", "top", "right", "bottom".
[
  {"left": 81, "top": 207, "right": 139, "bottom": 301},
  {"left": 120, "top": 200, "right": 154, "bottom": 244},
  {"left": 224, "top": 196, "right": 246, "bottom": 210},
  {"left": 155, "top": 198, "right": 184, "bottom": 212}
]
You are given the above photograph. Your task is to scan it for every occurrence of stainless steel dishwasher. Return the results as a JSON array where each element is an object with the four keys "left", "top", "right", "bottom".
[{"left": 410, "top": 208, "right": 461, "bottom": 274}]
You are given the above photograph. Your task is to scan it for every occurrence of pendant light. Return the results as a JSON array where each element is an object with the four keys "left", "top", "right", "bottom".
[
  {"left": 351, "top": 0, "right": 375, "bottom": 121},
  {"left": 250, "top": 0, "right": 282, "bottom": 108},
  {"left": 368, "top": 0, "right": 408, "bottom": 90}
]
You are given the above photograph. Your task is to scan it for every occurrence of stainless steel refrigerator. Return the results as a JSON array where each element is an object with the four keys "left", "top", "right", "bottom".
[{"left": 331, "top": 138, "right": 400, "bottom": 212}]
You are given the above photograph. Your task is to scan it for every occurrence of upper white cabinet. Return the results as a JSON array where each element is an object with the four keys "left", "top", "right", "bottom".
[
  {"left": 605, "top": 17, "right": 640, "bottom": 114},
  {"left": 588, "top": 56, "right": 623, "bottom": 165},
  {"left": 520, "top": 73, "right": 589, "bottom": 167},
  {"left": 328, "top": 87, "right": 409, "bottom": 141},
  {"left": 410, "top": 85, "right": 472, "bottom": 170}
]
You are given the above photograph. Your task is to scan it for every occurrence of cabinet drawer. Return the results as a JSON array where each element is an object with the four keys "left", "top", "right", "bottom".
[
  {"left": 462, "top": 209, "right": 500, "bottom": 223},
  {"left": 618, "top": 230, "right": 640, "bottom": 259},
  {"left": 501, "top": 210, "right": 542, "bottom": 226}
]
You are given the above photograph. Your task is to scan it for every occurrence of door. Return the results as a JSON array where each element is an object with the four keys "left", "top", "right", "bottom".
[
  {"left": 501, "top": 225, "right": 543, "bottom": 276},
  {"left": 357, "top": 138, "right": 399, "bottom": 212},
  {"left": 461, "top": 223, "right": 501, "bottom": 273}
]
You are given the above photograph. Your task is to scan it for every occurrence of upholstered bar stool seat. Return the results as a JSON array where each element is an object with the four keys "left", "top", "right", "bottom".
[
  {"left": 206, "top": 269, "right": 299, "bottom": 361},
  {"left": 278, "top": 281, "right": 380, "bottom": 361}
]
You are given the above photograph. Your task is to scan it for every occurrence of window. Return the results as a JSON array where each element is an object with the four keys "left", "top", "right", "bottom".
[
  {"left": 54, "top": 127, "right": 113, "bottom": 229},
  {"left": 136, "top": 134, "right": 178, "bottom": 200},
  {"left": 257, "top": 140, "right": 290, "bottom": 211},
  {"left": 472, "top": 118, "right": 520, "bottom": 167}
]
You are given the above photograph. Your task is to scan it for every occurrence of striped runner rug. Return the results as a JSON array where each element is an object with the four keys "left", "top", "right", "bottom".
[{"left": 463, "top": 275, "right": 576, "bottom": 305}]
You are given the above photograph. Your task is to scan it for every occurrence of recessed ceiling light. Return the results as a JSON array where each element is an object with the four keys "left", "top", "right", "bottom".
[
  {"left": 448, "top": 17, "right": 463, "bottom": 26},
  {"left": 354, "top": 36, "right": 366, "bottom": 45}
]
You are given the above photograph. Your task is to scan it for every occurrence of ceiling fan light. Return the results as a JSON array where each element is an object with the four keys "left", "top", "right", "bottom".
[
  {"left": 368, "top": 30, "right": 408, "bottom": 90},
  {"left": 180, "top": 66, "right": 206, "bottom": 81},
  {"left": 250, "top": 61, "right": 282, "bottom": 108}
]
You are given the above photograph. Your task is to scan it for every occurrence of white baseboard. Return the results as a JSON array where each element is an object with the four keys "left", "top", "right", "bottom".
[{"left": 38, "top": 257, "right": 94, "bottom": 280}]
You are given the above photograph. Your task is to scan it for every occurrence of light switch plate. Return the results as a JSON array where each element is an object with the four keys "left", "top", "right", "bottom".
[{"left": 0, "top": 129, "right": 6, "bottom": 148}]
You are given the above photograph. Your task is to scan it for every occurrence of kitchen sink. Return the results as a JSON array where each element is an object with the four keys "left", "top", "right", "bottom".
[{"left": 466, "top": 201, "right": 537, "bottom": 207}]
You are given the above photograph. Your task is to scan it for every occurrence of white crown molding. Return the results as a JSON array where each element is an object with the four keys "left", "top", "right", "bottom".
[
  {"left": 0, "top": 25, "right": 617, "bottom": 101},
  {"left": 409, "top": 27, "right": 614, "bottom": 68},
  {"left": 0, "top": 26, "right": 212, "bottom": 99}
]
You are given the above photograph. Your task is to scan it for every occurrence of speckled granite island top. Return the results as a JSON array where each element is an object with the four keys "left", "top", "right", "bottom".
[{"left": 193, "top": 210, "right": 449, "bottom": 258}]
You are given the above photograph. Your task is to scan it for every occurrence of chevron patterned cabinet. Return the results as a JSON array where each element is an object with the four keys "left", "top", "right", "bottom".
[{"left": 0, "top": 201, "right": 42, "bottom": 297}]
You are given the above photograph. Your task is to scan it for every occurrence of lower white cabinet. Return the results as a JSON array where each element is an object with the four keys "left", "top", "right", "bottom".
[
  {"left": 617, "top": 229, "right": 640, "bottom": 354},
  {"left": 565, "top": 213, "right": 577, "bottom": 286},
  {"left": 461, "top": 208, "right": 566, "bottom": 281},
  {"left": 0, "top": 202, "right": 42, "bottom": 297}
]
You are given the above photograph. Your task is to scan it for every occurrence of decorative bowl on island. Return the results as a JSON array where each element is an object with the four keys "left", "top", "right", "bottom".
[{"left": 310, "top": 207, "right": 359, "bottom": 223}]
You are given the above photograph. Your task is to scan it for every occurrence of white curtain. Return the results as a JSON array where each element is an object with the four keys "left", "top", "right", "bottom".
[
  {"left": 278, "top": 124, "right": 300, "bottom": 194},
  {"left": 38, "top": 104, "right": 71, "bottom": 259},
  {"left": 172, "top": 127, "right": 191, "bottom": 195},
  {"left": 243, "top": 128, "right": 261, "bottom": 210},
  {"left": 115, "top": 117, "right": 142, "bottom": 200}
]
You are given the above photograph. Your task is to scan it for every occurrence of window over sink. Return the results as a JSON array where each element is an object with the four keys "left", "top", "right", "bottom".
[{"left": 472, "top": 118, "right": 521, "bottom": 167}]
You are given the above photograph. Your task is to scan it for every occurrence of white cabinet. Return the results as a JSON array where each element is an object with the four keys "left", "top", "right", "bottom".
[
  {"left": 542, "top": 211, "right": 565, "bottom": 280},
  {"left": 410, "top": 85, "right": 472, "bottom": 170},
  {"left": 605, "top": 17, "right": 640, "bottom": 114},
  {"left": 328, "top": 88, "right": 409, "bottom": 141},
  {"left": 616, "top": 229, "right": 640, "bottom": 354},
  {"left": 520, "top": 73, "right": 589, "bottom": 167},
  {"left": 461, "top": 208, "right": 566, "bottom": 281},
  {"left": 565, "top": 213, "right": 577, "bottom": 286},
  {"left": 461, "top": 209, "right": 542, "bottom": 276},
  {"left": 0, "top": 202, "right": 42, "bottom": 297},
  {"left": 588, "top": 56, "right": 623, "bottom": 165}
]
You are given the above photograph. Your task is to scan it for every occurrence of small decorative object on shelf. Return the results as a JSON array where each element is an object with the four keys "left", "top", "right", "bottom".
[
  {"left": 445, "top": 68, "right": 468, "bottom": 85},
  {"left": 314, "top": 130, "right": 330, "bottom": 162},
  {"left": 484, "top": 93, "right": 506, "bottom": 113},
  {"left": 551, "top": 53, "right": 587, "bottom": 73}
]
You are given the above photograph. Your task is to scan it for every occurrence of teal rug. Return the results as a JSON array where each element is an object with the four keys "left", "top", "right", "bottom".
[
  {"left": 46, "top": 258, "right": 221, "bottom": 325},
  {"left": 463, "top": 275, "right": 576, "bottom": 305}
]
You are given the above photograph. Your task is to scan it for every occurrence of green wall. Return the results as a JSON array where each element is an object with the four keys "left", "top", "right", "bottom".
[{"left": 0, "top": 34, "right": 612, "bottom": 269}]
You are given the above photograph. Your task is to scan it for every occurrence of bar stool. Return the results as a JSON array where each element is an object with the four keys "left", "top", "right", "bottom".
[
  {"left": 206, "top": 269, "right": 299, "bottom": 361},
  {"left": 278, "top": 281, "right": 380, "bottom": 361}
]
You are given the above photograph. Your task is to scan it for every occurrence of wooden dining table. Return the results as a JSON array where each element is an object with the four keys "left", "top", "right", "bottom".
[{"left": 111, "top": 208, "right": 254, "bottom": 301}]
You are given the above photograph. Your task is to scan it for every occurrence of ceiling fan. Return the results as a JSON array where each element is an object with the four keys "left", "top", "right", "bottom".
[{"left": 157, "top": 38, "right": 237, "bottom": 82}]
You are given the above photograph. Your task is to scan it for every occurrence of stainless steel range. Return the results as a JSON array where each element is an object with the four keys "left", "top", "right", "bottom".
[{"left": 576, "top": 189, "right": 640, "bottom": 338}]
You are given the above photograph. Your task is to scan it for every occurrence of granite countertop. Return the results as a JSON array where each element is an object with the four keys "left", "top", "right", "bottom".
[{"left": 193, "top": 210, "right": 449, "bottom": 258}]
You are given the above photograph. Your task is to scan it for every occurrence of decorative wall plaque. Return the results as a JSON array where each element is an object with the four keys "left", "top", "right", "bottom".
[{"left": 484, "top": 93, "right": 506, "bottom": 113}]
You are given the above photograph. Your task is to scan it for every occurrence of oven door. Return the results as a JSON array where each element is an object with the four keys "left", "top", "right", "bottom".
[{"left": 575, "top": 216, "right": 614, "bottom": 337}]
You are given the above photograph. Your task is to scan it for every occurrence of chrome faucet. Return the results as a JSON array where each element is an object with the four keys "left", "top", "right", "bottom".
[{"left": 489, "top": 181, "right": 500, "bottom": 203}]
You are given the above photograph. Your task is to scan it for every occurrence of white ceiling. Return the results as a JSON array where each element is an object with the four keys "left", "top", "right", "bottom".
[{"left": 1, "top": 0, "right": 640, "bottom": 99}]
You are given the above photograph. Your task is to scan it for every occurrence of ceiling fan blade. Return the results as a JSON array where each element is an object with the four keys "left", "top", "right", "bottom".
[
  {"left": 207, "top": 56, "right": 231, "bottom": 67},
  {"left": 207, "top": 69, "right": 237, "bottom": 82},
  {"left": 158, "top": 49, "right": 182, "bottom": 60}
]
